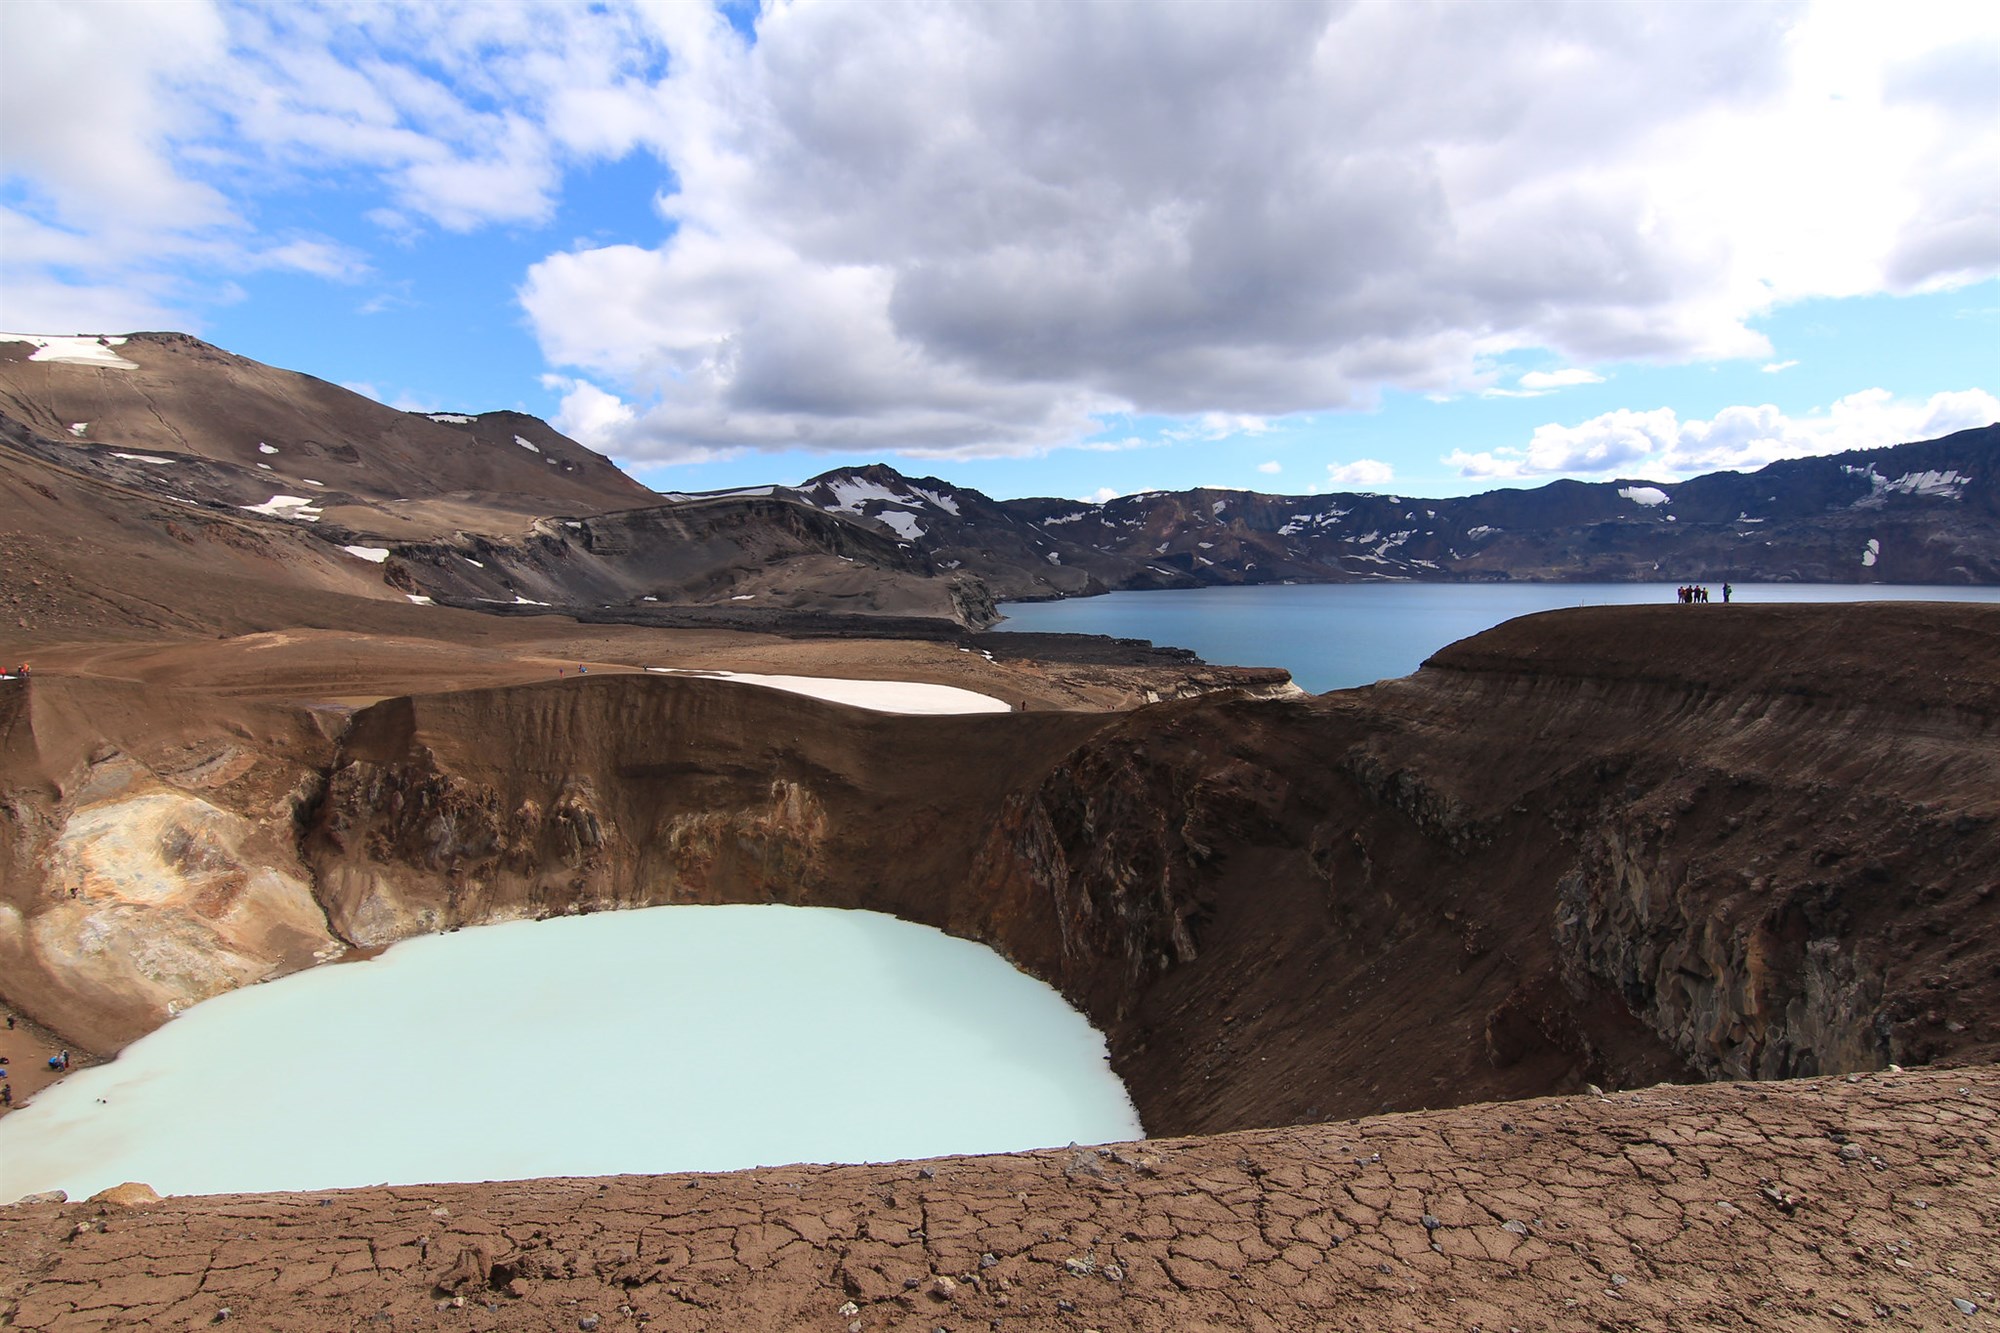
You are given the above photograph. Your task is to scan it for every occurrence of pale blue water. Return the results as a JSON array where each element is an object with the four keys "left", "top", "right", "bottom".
[
  {"left": 996, "top": 584, "right": 2000, "bottom": 694},
  {"left": 0, "top": 906, "right": 1141, "bottom": 1199}
]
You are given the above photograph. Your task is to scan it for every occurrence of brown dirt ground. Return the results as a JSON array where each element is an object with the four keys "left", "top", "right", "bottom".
[{"left": 2, "top": 1065, "right": 1994, "bottom": 1331}]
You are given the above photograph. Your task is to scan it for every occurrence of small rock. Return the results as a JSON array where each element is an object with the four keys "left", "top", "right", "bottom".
[
  {"left": 1102, "top": 1262, "right": 1125, "bottom": 1282},
  {"left": 86, "top": 1182, "right": 159, "bottom": 1208},
  {"left": 12, "top": 1190, "right": 67, "bottom": 1206},
  {"left": 1954, "top": 1298, "right": 1978, "bottom": 1315},
  {"left": 1611, "top": 1274, "right": 1628, "bottom": 1287},
  {"left": 212, "top": 1311, "right": 231, "bottom": 1324},
  {"left": 1421, "top": 1214, "right": 1442, "bottom": 1231},
  {"left": 838, "top": 1301, "right": 859, "bottom": 1316},
  {"left": 917, "top": 1166, "right": 935, "bottom": 1180},
  {"left": 930, "top": 1275, "right": 957, "bottom": 1300},
  {"left": 979, "top": 1252, "right": 999, "bottom": 1269},
  {"left": 1502, "top": 1220, "right": 1530, "bottom": 1236},
  {"left": 1057, "top": 1299, "right": 1077, "bottom": 1313},
  {"left": 578, "top": 1317, "right": 599, "bottom": 1331},
  {"left": 1064, "top": 1256, "right": 1096, "bottom": 1277},
  {"left": 848, "top": 1324, "right": 862, "bottom": 1333},
  {"left": 1838, "top": 1144, "right": 1866, "bottom": 1161}
]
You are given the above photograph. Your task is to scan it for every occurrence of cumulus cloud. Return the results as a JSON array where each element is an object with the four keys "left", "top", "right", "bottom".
[
  {"left": 1327, "top": 459, "right": 1396, "bottom": 488},
  {"left": 4, "top": 0, "right": 1995, "bottom": 466},
  {"left": 1257, "top": 461, "right": 1283, "bottom": 475},
  {"left": 1445, "top": 388, "right": 2000, "bottom": 480},
  {"left": 518, "top": 0, "right": 1998, "bottom": 462},
  {"left": 0, "top": 0, "right": 674, "bottom": 326}
]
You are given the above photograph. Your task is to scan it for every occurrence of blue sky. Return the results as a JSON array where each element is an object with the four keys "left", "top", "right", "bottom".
[{"left": 3, "top": 1, "right": 1995, "bottom": 503}]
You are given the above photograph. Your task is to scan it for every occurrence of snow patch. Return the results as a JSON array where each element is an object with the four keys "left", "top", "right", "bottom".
[
  {"left": 1618, "top": 486, "right": 1670, "bottom": 506},
  {"left": 910, "top": 486, "right": 960, "bottom": 515},
  {"left": 1045, "top": 551, "right": 1062, "bottom": 565},
  {"left": 1862, "top": 538, "right": 1880, "bottom": 567},
  {"left": 512, "top": 595, "right": 549, "bottom": 605},
  {"left": 258, "top": 443, "right": 278, "bottom": 455},
  {"left": 661, "top": 485, "right": 775, "bottom": 502},
  {"left": 875, "top": 509, "right": 925, "bottom": 541},
  {"left": 1466, "top": 525, "right": 1501, "bottom": 538},
  {"left": 240, "top": 495, "right": 323, "bottom": 522},
  {"left": 113, "top": 453, "right": 174, "bottom": 465},
  {"left": 301, "top": 479, "right": 324, "bottom": 487},
  {"left": 644, "top": 669, "right": 1009, "bottom": 715},
  {"left": 515, "top": 435, "right": 540, "bottom": 452},
  {"left": 462, "top": 556, "right": 484, "bottom": 568},
  {"left": 1, "top": 333, "right": 138, "bottom": 369},
  {"left": 428, "top": 413, "right": 474, "bottom": 424},
  {"left": 405, "top": 595, "right": 433, "bottom": 606},
  {"left": 68, "top": 422, "right": 88, "bottom": 437},
  {"left": 341, "top": 546, "right": 391, "bottom": 563}
]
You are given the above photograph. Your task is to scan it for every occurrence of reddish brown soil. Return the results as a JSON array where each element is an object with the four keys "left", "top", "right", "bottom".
[{"left": 3, "top": 1066, "right": 1994, "bottom": 1331}]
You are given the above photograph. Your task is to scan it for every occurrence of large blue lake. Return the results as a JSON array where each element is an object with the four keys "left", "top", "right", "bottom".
[{"left": 995, "top": 583, "right": 2000, "bottom": 694}]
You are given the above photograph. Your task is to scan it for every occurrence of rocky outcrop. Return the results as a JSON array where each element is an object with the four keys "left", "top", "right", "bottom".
[{"left": 0, "top": 678, "right": 343, "bottom": 1051}]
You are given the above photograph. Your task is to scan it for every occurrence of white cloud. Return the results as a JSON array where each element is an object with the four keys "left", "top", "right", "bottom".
[
  {"left": 1761, "top": 359, "right": 1800, "bottom": 373},
  {"left": 1445, "top": 387, "right": 2000, "bottom": 480},
  {"left": 1257, "top": 460, "right": 1282, "bottom": 474},
  {"left": 1079, "top": 487, "right": 1121, "bottom": 504},
  {"left": 1326, "top": 459, "right": 1395, "bottom": 488},
  {"left": 519, "top": 1, "right": 1998, "bottom": 462},
  {"left": 1517, "top": 369, "right": 1605, "bottom": 391},
  {"left": 3, "top": 0, "right": 1994, "bottom": 464}
]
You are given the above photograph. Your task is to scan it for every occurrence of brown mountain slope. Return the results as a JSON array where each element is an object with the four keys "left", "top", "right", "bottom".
[{"left": 0, "top": 332, "right": 651, "bottom": 533}]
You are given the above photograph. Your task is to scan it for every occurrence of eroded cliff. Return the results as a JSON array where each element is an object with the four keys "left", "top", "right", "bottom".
[{"left": 3, "top": 604, "right": 1994, "bottom": 1140}]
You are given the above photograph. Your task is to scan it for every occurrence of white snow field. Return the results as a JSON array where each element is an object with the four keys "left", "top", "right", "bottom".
[
  {"left": 0, "top": 333, "right": 139, "bottom": 369},
  {"left": 644, "top": 669, "right": 1010, "bottom": 714},
  {"left": 0, "top": 905, "right": 1141, "bottom": 1199}
]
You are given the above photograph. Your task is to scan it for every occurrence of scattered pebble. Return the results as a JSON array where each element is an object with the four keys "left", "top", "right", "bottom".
[{"left": 1953, "top": 1298, "right": 1978, "bottom": 1315}]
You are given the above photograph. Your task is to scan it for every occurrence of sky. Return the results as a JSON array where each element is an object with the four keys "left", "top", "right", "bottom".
[{"left": 2, "top": 0, "right": 1995, "bottom": 503}]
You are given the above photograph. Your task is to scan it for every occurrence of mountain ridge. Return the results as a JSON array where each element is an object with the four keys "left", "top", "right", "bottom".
[{"left": 4, "top": 331, "right": 1994, "bottom": 642}]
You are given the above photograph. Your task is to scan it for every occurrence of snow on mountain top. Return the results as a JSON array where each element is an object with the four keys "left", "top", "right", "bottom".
[
  {"left": 909, "top": 485, "right": 960, "bottom": 515},
  {"left": 428, "top": 413, "right": 475, "bottom": 424},
  {"left": 515, "top": 435, "right": 540, "bottom": 452},
  {"left": 1618, "top": 486, "right": 1671, "bottom": 506},
  {"left": 822, "top": 477, "right": 914, "bottom": 513},
  {"left": 1, "top": 333, "right": 138, "bottom": 369}
]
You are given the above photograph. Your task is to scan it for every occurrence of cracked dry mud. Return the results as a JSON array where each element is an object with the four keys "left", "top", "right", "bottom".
[{"left": 4, "top": 1066, "right": 1995, "bottom": 1331}]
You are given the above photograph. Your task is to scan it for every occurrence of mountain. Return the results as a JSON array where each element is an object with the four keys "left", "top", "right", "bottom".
[
  {"left": 4, "top": 330, "right": 1994, "bottom": 646},
  {"left": 759, "top": 428, "right": 2000, "bottom": 598}
]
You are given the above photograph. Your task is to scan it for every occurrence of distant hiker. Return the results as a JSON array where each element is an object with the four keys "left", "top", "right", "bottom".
[
  {"left": 1723, "top": 582, "right": 1733, "bottom": 603},
  {"left": 2, "top": 1084, "right": 12, "bottom": 1107},
  {"left": 4, "top": 1013, "right": 13, "bottom": 1030},
  {"left": 579, "top": 664, "right": 587, "bottom": 674}
]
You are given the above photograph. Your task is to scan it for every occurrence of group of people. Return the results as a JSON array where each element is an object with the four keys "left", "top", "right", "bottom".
[{"left": 1676, "top": 583, "right": 1731, "bottom": 604}]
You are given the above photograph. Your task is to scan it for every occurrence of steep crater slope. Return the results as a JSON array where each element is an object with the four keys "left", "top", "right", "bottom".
[{"left": 287, "top": 603, "right": 2000, "bottom": 1137}]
